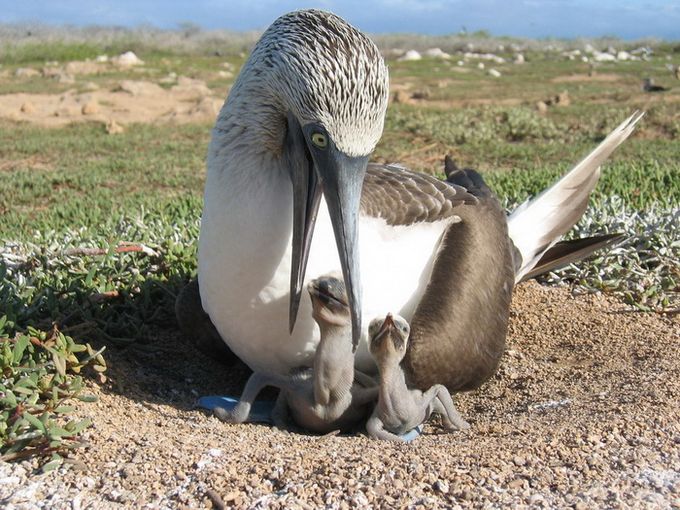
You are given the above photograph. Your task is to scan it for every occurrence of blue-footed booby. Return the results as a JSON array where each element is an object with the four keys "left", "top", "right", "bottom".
[
  {"left": 367, "top": 313, "right": 469, "bottom": 442},
  {"left": 183, "top": 9, "right": 643, "bottom": 392}
]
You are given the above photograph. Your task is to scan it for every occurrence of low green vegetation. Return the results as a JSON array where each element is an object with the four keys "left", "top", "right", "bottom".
[
  {"left": 1, "top": 205, "right": 199, "bottom": 341},
  {"left": 0, "top": 319, "right": 106, "bottom": 471}
]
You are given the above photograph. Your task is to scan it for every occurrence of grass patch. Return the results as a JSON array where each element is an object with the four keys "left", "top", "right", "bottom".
[
  {"left": 1, "top": 202, "right": 200, "bottom": 339},
  {"left": 0, "top": 121, "right": 209, "bottom": 236},
  {"left": 0, "top": 42, "right": 105, "bottom": 65},
  {"left": 0, "top": 320, "right": 106, "bottom": 471}
]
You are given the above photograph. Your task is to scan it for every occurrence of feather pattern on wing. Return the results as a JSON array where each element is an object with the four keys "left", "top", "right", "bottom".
[{"left": 360, "top": 163, "right": 478, "bottom": 226}]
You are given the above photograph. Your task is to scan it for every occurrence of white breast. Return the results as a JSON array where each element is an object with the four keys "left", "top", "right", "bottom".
[{"left": 198, "top": 156, "right": 453, "bottom": 375}]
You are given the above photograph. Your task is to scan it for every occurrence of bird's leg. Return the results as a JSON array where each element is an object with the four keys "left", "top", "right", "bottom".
[
  {"left": 422, "top": 385, "right": 470, "bottom": 431},
  {"left": 271, "top": 392, "right": 292, "bottom": 430},
  {"left": 350, "top": 385, "right": 379, "bottom": 406},
  {"left": 353, "top": 369, "right": 377, "bottom": 388},
  {"left": 366, "top": 414, "right": 406, "bottom": 442},
  {"left": 350, "top": 370, "right": 379, "bottom": 406},
  {"left": 215, "top": 372, "right": 287, "bottom": 423}
]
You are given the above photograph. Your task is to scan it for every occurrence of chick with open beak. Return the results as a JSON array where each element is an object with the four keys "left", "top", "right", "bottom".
[
  {"left": 215, "top": 275, "right": 376, "bottom": 433},
  {"left": 367, "top": 313, "right": 470, "bottom": 441}
]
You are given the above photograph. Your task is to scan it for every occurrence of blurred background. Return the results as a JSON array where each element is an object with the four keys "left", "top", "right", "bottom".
[{"left": 3, "top": 0, "right": 679, "bottom": 39}]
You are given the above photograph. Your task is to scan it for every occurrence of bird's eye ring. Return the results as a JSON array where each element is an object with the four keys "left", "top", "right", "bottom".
[{"left": 311, "top": 132, "right": 328, "bottom": 149}]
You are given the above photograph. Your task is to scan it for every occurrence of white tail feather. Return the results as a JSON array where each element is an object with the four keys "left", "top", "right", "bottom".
[{"left": 508, "top": 111, "right": 645, "bottom": 282}]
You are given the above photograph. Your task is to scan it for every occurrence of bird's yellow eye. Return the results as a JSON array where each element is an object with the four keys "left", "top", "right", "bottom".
[{"left": 311, "top": 132, "right": 327, "bottom": 149}]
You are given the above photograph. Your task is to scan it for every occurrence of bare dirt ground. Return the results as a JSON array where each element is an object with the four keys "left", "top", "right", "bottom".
[
  {"left": 1, "top": 282, "right": 678, "bottom": 509},
  {"left": 0, "top": 58, "right": 227, "bottom": 128},
  {"left": 0, "top": 78, "right": 224, "bottom": 128}
]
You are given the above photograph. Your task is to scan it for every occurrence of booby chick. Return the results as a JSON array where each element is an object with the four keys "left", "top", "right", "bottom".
[
  {"left": 366, "top": 313, "right": 469, "bottom": 442},
  {"left": 215, "top": 275, "right": 377, "bottom": 433}
]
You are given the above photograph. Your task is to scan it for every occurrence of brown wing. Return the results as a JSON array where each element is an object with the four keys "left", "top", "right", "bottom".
[{"left": 360, "top": 163, "right": 478, "bottom": 226}]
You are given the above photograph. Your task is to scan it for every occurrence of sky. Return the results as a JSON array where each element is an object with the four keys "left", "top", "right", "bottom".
[{"left": 1, "top": 0, "right": 679, "bottom": 40}]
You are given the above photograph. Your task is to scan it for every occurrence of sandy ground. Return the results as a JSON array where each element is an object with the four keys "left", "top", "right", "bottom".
[
  {"left": 0, "top": 58, "right": 227, "bottom": 128},
  {"left": 1, "top": 282, "right": 678, "bottom": 509},
  {"left": 0, "top": 78, "right": 225, "bottom": 128}
]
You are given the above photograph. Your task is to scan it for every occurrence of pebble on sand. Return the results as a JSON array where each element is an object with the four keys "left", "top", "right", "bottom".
[
  {"left": 20, "top": 102, "right": 36, "bottom": 114},
  {"left": 81, "top": 101, "right": 99, "bottom": 115},
  {"left": 106, "top": 119, "right": 125, "bottom": 134}
]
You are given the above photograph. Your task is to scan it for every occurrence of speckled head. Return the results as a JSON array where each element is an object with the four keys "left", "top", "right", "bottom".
[
  {"left": 368, "top": 313, "right": 410, "bottom": 362},
  {"left": 251, "top": 9, "right": 389, "bottom": 157}
]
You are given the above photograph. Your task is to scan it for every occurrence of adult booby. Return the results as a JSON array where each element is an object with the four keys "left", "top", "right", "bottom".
[{"left": 188, "top": 9, "right": 642, "bottom": 392}]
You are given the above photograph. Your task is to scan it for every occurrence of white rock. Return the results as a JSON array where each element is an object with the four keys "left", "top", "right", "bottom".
[
  {"left": 631, "top": 46, "right": 652, "bottom": 55},
  {"left": 514, "top": 53, "right": 525, "bottom": 64},
  {"left": 584, "top": 43, "right": 595, "bottom": 54},
  {"left": 488, "top": 68, "right": 501, "bottom": 77},
  {"left": 617, "top": 51, "right": 631, "bottom": 61},
  {"left": 114, "top": 51, "right": 144, "bottom": 67},
  {"left": 593, "top": 51, "right": 617, "bottom": 62},
  {"left": 464, "top": 52, "right": 505, "bottom": 63},
  {"left": 95, "top": 55, "right": 109, "bottom": 63},
  {"left": 118, "top": 80, "right": 164, "bottom": 96},
  {"left": 398, "top": 50, "right": 422, "bottom": 61},
  {"left": 477, "top": 62, "right": 485, "bottom": 70},
  {"left": 423, "top": 47, "right": 450, "bottom": 59},
  {"left": 457, "top": 60, "right": 464, "bottom": 66}
]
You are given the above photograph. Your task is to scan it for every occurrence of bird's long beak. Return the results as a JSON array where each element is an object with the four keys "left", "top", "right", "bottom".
[
  {"left": 314, "top": 149, "right": 368, "bottom": 350},
  {"left": 286, "top": 114, "right": 321, "bottom": 334},
  {"left": 285, "top": 114, "right": 368, "bottom": 349}
]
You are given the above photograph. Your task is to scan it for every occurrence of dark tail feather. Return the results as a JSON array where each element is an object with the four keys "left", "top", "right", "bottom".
[
  {"left": 443, "top": 155, "right": 460, "bottom": 178},
  {"left": 519, "top": 233, "right": 625, "bottom": 282},
  {"left": 444, "top": 155, "right": 493, "bottom": 200}
]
